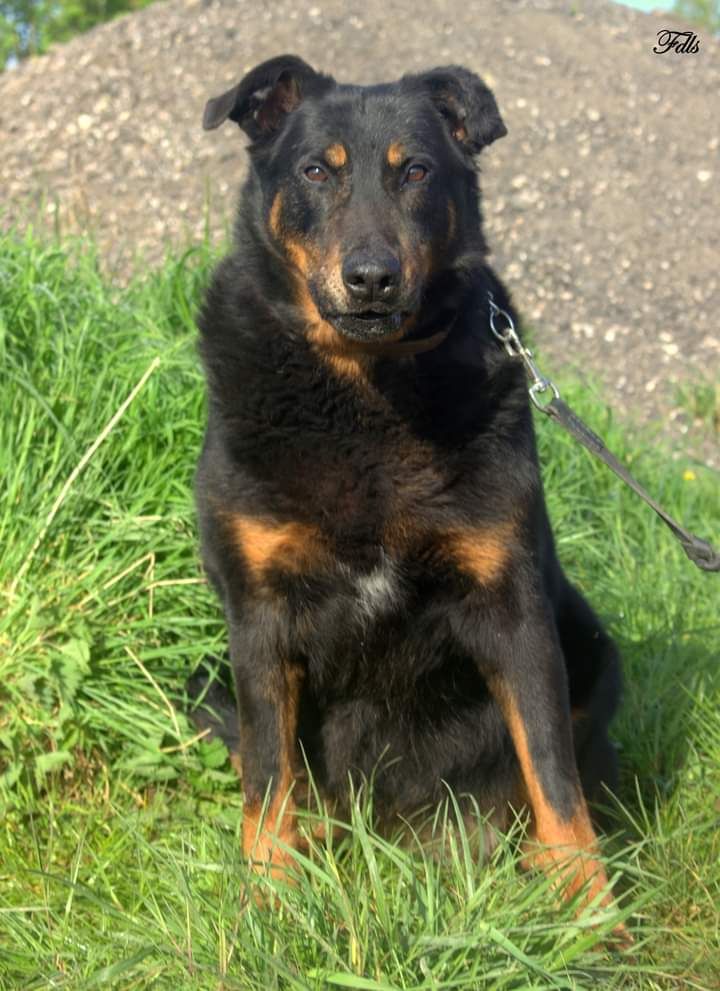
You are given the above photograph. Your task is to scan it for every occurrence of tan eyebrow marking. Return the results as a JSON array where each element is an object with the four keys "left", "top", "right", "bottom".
[
  {"left": 325, "top": 143, "right": 347, "bottom": 168},
  {"left": 387, "top": 142, "right": 405, "bottom": 168}
]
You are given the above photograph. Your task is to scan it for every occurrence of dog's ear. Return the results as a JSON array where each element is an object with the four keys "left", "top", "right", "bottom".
[
  {"left": 203, "top": 54, "right": 334, "bottom": 140},
  {"left": 408, "top": 66, "right": 507, "bottom": 154}
]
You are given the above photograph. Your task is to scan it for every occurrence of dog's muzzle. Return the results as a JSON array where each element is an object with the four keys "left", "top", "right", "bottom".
[{"left": 328, "top": 310, "right": 406, "bottom": 341}]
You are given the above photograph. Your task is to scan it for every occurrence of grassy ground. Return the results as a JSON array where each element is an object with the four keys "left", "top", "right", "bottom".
[{"left": 1, "top": 230, "right": 718, "bottom": 990}]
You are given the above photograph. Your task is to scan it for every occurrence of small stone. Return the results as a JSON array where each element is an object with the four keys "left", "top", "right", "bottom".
[
  {"left": 77, "top": 114, "right": 93, "bottom": 130},
  {"left": 697, "top": 170, "right": 712, "bottom": 183},
  {"left": 513, "top": 188, "right": 539, "bottom": 208}
]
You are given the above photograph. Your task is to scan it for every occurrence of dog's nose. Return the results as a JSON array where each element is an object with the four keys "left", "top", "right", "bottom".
[{"left": 342, "top": 251, "right": 401, "bottom": 305}]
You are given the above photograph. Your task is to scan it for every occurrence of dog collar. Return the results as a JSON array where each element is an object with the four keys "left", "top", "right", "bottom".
[{"left": 341, "top": 326, "right": 452, "bottom": 359}]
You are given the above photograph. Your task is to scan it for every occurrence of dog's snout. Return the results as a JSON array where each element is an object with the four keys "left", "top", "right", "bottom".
[{"left": 342, "top": 251, "right": 401, "bottom": 305}]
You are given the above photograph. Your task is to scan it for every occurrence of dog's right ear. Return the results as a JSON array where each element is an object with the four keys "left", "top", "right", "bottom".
[{"left": 203, "top": 54, "right": 334, "bottom": 140}]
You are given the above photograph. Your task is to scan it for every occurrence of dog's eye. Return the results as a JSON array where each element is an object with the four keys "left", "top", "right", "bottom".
[
  {"left": 405, "top": 164, "right": 429, "bottom": 184},
  {"left": 304, "top": 165, "right": 328, "bottom": 183}
]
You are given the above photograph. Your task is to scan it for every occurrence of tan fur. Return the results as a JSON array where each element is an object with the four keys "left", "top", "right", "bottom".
[
  {"left": 278, "top": 237, "right": 367, "bottom": 382},
  {"left": 242, "top": 665, "right": 304, "bottom": 880},
  {"left": 442, "top": 521, "right": 515, "bottom": 584},
  {"left": 492, "top": 681, "right": 617, "bottom": 916},
  {"left": 269, "top": 192, "right": 283, "bottom": 237},
  {"left": 325, "top": 143, "right": 347, "bottom": 168},
  {"left": 387, "top": 141, "right": 405, "bottom": 167},
  {"left": 229, "top": 515, "right": 329, "bottom": 579}
]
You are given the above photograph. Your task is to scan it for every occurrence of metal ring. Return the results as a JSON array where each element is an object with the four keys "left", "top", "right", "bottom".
[
  {"left": 489, "top": 308, "right": 516, "bottom": 340},
  {"left": 529, "top": 380, "right": 561, "bottom": 411}
]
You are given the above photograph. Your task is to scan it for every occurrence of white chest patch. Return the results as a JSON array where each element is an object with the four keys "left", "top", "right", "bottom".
[{"left": 352, "top": 555, "right": 401, "bottom": 622}]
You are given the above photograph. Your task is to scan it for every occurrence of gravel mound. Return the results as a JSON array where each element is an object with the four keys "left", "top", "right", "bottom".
[{"left": 1, "top": 0, "right": 718, "bottom": 465}]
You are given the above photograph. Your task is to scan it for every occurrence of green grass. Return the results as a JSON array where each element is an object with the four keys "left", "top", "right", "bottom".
[
  {"left": 676, "top": 379, "right": 720, "bottom": 436},
  {"left": 1, "top": 229, "right": 719, "bottom": 989}
]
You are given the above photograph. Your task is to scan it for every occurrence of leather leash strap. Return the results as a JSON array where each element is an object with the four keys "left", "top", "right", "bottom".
[
  {"left": 486, "top": 292, "right": 720, "bottom": 573},
  {"left": 543, "top": 395, "right": 720, "bottom": 572}
]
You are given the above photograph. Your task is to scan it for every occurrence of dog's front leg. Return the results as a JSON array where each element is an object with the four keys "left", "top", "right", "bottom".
[
  {"left": 453, "top": 582, "right": 624, "bottom": 930},
  {"left": 227, "top": 603, "right": 303, "bottom": 882},
  {"left": 487, "top": 632, "right": 610, "bottom": 906}
]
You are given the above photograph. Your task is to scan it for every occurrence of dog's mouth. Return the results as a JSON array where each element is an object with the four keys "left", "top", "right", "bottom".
[{"left": 327, "top": 310, "right": 407, "bottom": 342}]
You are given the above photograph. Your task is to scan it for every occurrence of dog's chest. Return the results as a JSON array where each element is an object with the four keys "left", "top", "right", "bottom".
[
  {"left": 279, "top": 417, "right": 451, "bottom": 541},
  {"left": 344, "top": 553, "right": 402, "bottom": 622},
  {"left": 270, "top": 369, "right": 457, "bottom": 526},
  {"left": 231, "top": 360, "right": 496, "bottom": 598}
]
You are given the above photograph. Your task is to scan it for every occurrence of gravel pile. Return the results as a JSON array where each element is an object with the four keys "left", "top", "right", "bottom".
[{"left": 1, "top": 0, "right": 718, "bottom": 464}]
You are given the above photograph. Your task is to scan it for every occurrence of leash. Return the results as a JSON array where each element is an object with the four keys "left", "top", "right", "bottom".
[{"left": 487, "top": 292, "right": 720, "bottom": 573}]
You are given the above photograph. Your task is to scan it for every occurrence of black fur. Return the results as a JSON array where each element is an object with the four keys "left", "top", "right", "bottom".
[{"left": 192, "top": 56, "right": 621, "bottom": 855}]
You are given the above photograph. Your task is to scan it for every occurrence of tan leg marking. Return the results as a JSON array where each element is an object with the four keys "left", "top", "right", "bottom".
[
  {"left": 494, "top": 684, "right": 616, "bottom": 913},
  {"left": 243, "top": 665, "right": 304, "bottom": 882}
]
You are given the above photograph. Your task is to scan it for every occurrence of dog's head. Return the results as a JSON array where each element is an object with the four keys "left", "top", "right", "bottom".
[{"left": 204, "top": 55, "right": 506, "bottom": 346}]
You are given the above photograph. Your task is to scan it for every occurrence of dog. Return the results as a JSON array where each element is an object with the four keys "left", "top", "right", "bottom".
[{"left": 192, "top": 54, "right": 624, "bottom": 929}]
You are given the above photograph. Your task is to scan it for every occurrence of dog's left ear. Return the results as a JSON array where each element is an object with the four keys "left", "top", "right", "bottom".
[{"left": 407, "top": 66, "right": 507, "bottom": 154}]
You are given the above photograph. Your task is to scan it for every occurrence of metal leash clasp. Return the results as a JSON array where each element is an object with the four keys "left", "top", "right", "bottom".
[{"left": 487, "top": 293, "right": 560, "bottom": 411}]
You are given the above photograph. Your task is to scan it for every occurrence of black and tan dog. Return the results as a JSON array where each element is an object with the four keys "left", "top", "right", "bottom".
[{"left": 192, "top": 54, "right": 623, "bottom": 925}]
